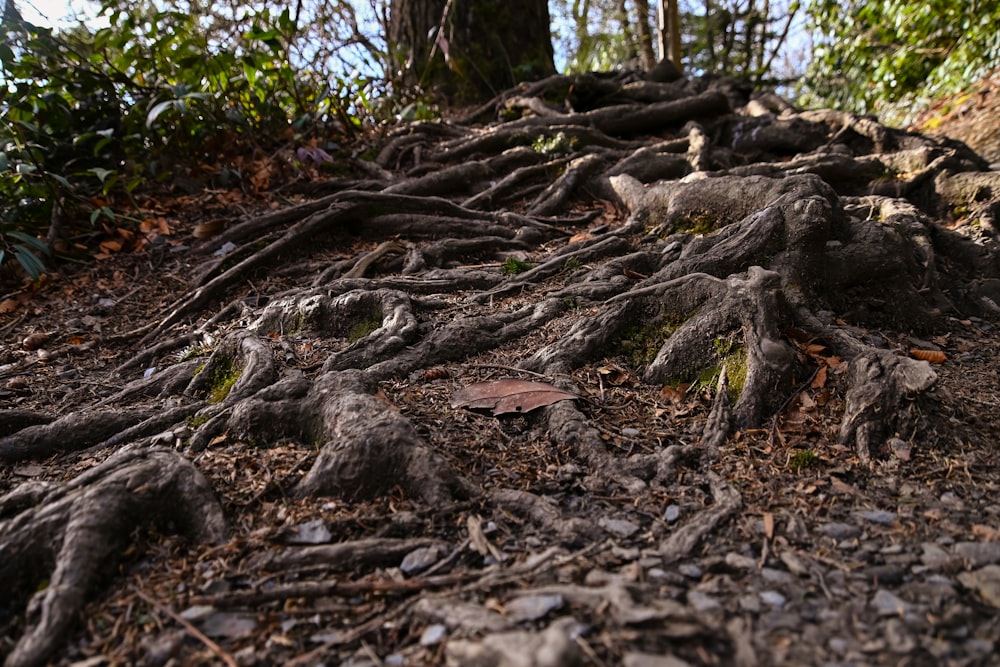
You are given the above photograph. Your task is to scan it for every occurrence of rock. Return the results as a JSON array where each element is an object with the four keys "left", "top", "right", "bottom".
[
  {"left": 599, "top": 517, "right": 640, "bottom": 538},
  {"left": 505, "top": 594, "right": 566, "bottom": 622},
  {"left": 686, "top": 591, "right": 721, "bottom": 615},
  {"left": 855, "top": 509, "right": 897, "bottom": 525},
  {"left": 759, "top": 591, "right": 786, "bottom": 607},
  {"left": 420, "top": 624, "right": 448, "bottom": 646},
  {"left": 724, "top": 553, "right": 757, "bottom": 570},
  {"left": 920, "top": 542, "right": 956, "bottom": 569},
  {"left": 677, "top": 563, "right": 703, "bottom": 579},
  {"left": 884, "top": 617, "right": 916, "bottom": 653},
  {"left": 622, "top": 652, "right": 692, "bottom": 667},
  {"left": 285, "top": 518, "right": 332, "bottom": 545},
  {"left": 664, "top": 504, "right": 681, "bottom": 523},
  {"left": 819, "top": 522, "right": 861, "bottom": 539},
  {"left": 953, "top": 542, "right": 1000, "bottom": 566},
  {"left": 444, "top": 617, "right": 584, "bottom": 667},
  {"left": 401, "top": 546, "right": 443, "bottom": 575},
  {"left": 957, "top": 565, "right": 1000, "bottom": 608},
  {"left": 871, "top": 589, "right": 913, "bottom": 617}
]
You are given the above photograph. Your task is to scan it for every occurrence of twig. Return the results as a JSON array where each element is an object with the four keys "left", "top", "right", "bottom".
[{"left": 135, "top": 590, "right": 239, "bottom": 667}]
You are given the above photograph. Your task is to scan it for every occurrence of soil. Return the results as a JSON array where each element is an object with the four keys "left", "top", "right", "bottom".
[{"left": 2, "top": 71, "right": 1000, "bottom": 667}]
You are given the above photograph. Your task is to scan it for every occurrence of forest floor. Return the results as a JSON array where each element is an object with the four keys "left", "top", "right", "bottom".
[{"left": 2, "top": 72, "right": 1000, "bottom": 667}]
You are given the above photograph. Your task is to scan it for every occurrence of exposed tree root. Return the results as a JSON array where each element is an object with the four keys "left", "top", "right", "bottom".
[
  {"left": 3, "top": 70, "right": 1000, "bottom": 664},
  {"left": 0, "top": 447, "right": 225, "bottom": 667}
]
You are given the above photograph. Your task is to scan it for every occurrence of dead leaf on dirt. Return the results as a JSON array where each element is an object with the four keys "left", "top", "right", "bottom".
[
  {"left": 811, "top": 365, "right": 827, "bottom": 389},
  {"left": 451, "top": 379, "right": 578, "bottom": 415},
  {"left": 0, "top": 298, "right": 20, "bottom": 313},
  {"left": 659, "top": 384, "right": 687, "bottom": 403},
  {"left": 763, "top": 512, "right": 774, "bottom": 540},
  {"left": 972, "top": 524, "right": 1000, "bottom": 542}
]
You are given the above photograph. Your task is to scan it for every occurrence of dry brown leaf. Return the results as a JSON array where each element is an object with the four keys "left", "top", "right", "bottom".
[
  {"left": 763, "top": 512, "right": 775, "bottom": 540},
  {"left": 811, "top": 365, "right": 828, "bottom": 389},
  {"left": 910, "top": 348, "right": 947, "bottom": 363},
  {"left": 0, "top": 298, "right": 20, "bottom": 313},
  {"left": 659, "top": 384, "right": 687, "bottom": 403},
  {"left": 972, "top": 524, "right": 1000, "bottom": 542},
  {"left": 194, "top": 218, "right": 226, "bottom": 239},
  {"left": 451, "top": 379, "right": 578, "bottom": 415}
]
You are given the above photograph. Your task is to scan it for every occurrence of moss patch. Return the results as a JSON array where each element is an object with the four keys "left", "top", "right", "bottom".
[
  {"left": 205, "top": 358, "right": 241, "bottom": 404},
  {"left": 501, "top": 257, "right": 535, "bottom": 275},
  {"left": 613, "top": 311, "right": 693, "bottom": 369},
  {"left": 346, "top": 310, "right": 382, "bottom": 343},
  {"left": 673, "top": 212, "right": 720, "bottom": 236}
]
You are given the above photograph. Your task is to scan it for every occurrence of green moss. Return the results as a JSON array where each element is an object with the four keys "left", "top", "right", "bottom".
[
  {"left": 501, "top": 257, "right": 535, "bottom": 275},
  {"left": 563, "top": 257, "right": 583, "bottom": 271},
  {"left": 789, "top": 449, "right": 817, "bottom": 470},
  {"left": 673, "top": 213, "right": 719, "bottom": 236},
  {"left": 347, "top": 310, "right": 382, "bottom": 343},
  {"left": 188, "top": 414, "right": 211, "bottom": 428},
  {"left": 206, "top": 358, "right": 241, "bottom": 403},
  {"left": 688, "top": 337, "right": 747, "bottom": 402},
  {"left": 613, "top": 311, "right": 692, "bottom": 369}
]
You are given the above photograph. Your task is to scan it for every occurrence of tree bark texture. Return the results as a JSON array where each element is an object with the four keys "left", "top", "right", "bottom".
[{"left": 388, "top": 0, "right": 556, "bottom": 102}]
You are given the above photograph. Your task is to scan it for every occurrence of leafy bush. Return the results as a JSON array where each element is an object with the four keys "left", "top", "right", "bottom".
[
  {"left": 801, "top": 0, "right": 1000, "bottom": 122},
  {"left": 0, "top": 0, "right": 380, "bottom": 280}
]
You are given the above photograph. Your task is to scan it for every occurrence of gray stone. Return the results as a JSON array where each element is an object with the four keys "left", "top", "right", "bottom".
[
  {"left": 855, "top": 509, "right": 897, "bottom": 525},
  {"left": 953, "top": 541, "right": 1000, "bottom": 566},
  {"left": 505, "top": 594, "right": 566, "bottom": 622},
  {"left": 622, "top": 652, "right": 693, "bottom": 667},
  {"left": 760, "top": 591, "right": 787, "bottom": 607},
  {"left": 600, "top": 517, "right": 640, "bottom": 538},
  {"left": 871, "top": 589, "right": 912, "bottom": 616},
  {"left": 819, "top": 522, "right": 861, "bottom": 539}
]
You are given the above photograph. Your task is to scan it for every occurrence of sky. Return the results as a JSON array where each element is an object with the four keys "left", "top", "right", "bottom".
[{"left": 16, "top": 0, "right": 88, "bottom": 27}]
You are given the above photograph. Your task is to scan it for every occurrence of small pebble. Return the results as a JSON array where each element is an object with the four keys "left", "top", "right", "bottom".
[
  {"left": 677, "top": 563, "right": 703, "bottom": 579},
  {"left": 871, "top": 589, "right": 911, "bottom": 616},
  {"left": 400, "top": 546, "right": 441, "bottom": 575},
  {"left": 599, "top": 517, "right": 639, "bottom": 538},
  {"left": 664, "top": 504, "right": 681, "bottom": 523},
  {"left": 760, "top": 591, "right": 786, "bottom": 607},
  {"left": 687, "top": 591, "right": 721, "bottom": 614},
  {"left": 420, "top": 624, "right": 447, "bottom": 646},
  {"left": 856, "top": 509, "right": 896, "bottom": 525},
  {"left": 819, "top": 522, "right": 861, "bottom": 539}
]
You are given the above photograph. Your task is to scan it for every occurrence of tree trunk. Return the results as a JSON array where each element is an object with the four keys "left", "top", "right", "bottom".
[
  {"left": 387, "top": 0, "right": 556, "bottom": 103},
  {"left": 633, "top": 0, "right": 656, "bottom": 70}
]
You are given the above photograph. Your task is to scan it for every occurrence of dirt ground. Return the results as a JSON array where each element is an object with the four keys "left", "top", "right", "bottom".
[{"left": 2, "top": 73, "right": 1000, "bottom": 667}]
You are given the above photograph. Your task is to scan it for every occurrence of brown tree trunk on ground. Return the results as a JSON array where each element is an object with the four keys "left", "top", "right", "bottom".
[{"left": 388, "top": 0, "right": 556, "bottom": 103}]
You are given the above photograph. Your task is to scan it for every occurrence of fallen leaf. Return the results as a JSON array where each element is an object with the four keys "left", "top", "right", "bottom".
[
  {"left": 659, "top": 384, "right": 687, "bottom": 403},
  {"left": 811, "top": 365, "right": 827, "bottom": 388},
  {"left": 451, "top": 379, "right": 578, "bottom": 415},
  {"left": 0, "top": 298, "right": 20, "bottom": 313},
  {"left": 972, "top": 524, "right": 1000, "bottom": 542},
  {"left": 763, "top": 512, "right": 774, "bottom": 540}
]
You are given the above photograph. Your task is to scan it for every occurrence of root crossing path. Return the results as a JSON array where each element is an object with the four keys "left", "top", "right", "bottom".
[{"left": 3, "top": 72, "right": 1000, "bottom": 666}]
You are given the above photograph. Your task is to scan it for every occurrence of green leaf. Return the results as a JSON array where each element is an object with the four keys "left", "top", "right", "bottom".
[
  {"left": 89, "top": 167, "right": 115, "bottom": 183},
  {"left": 146, "top": 99, "right": 181, "bottom": 127},
  {"left": 7, "top": 231, "right": 51, "bottom": 255},
  {"left": 12, "top": 245, "right": 46, "bottom": 280}
]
